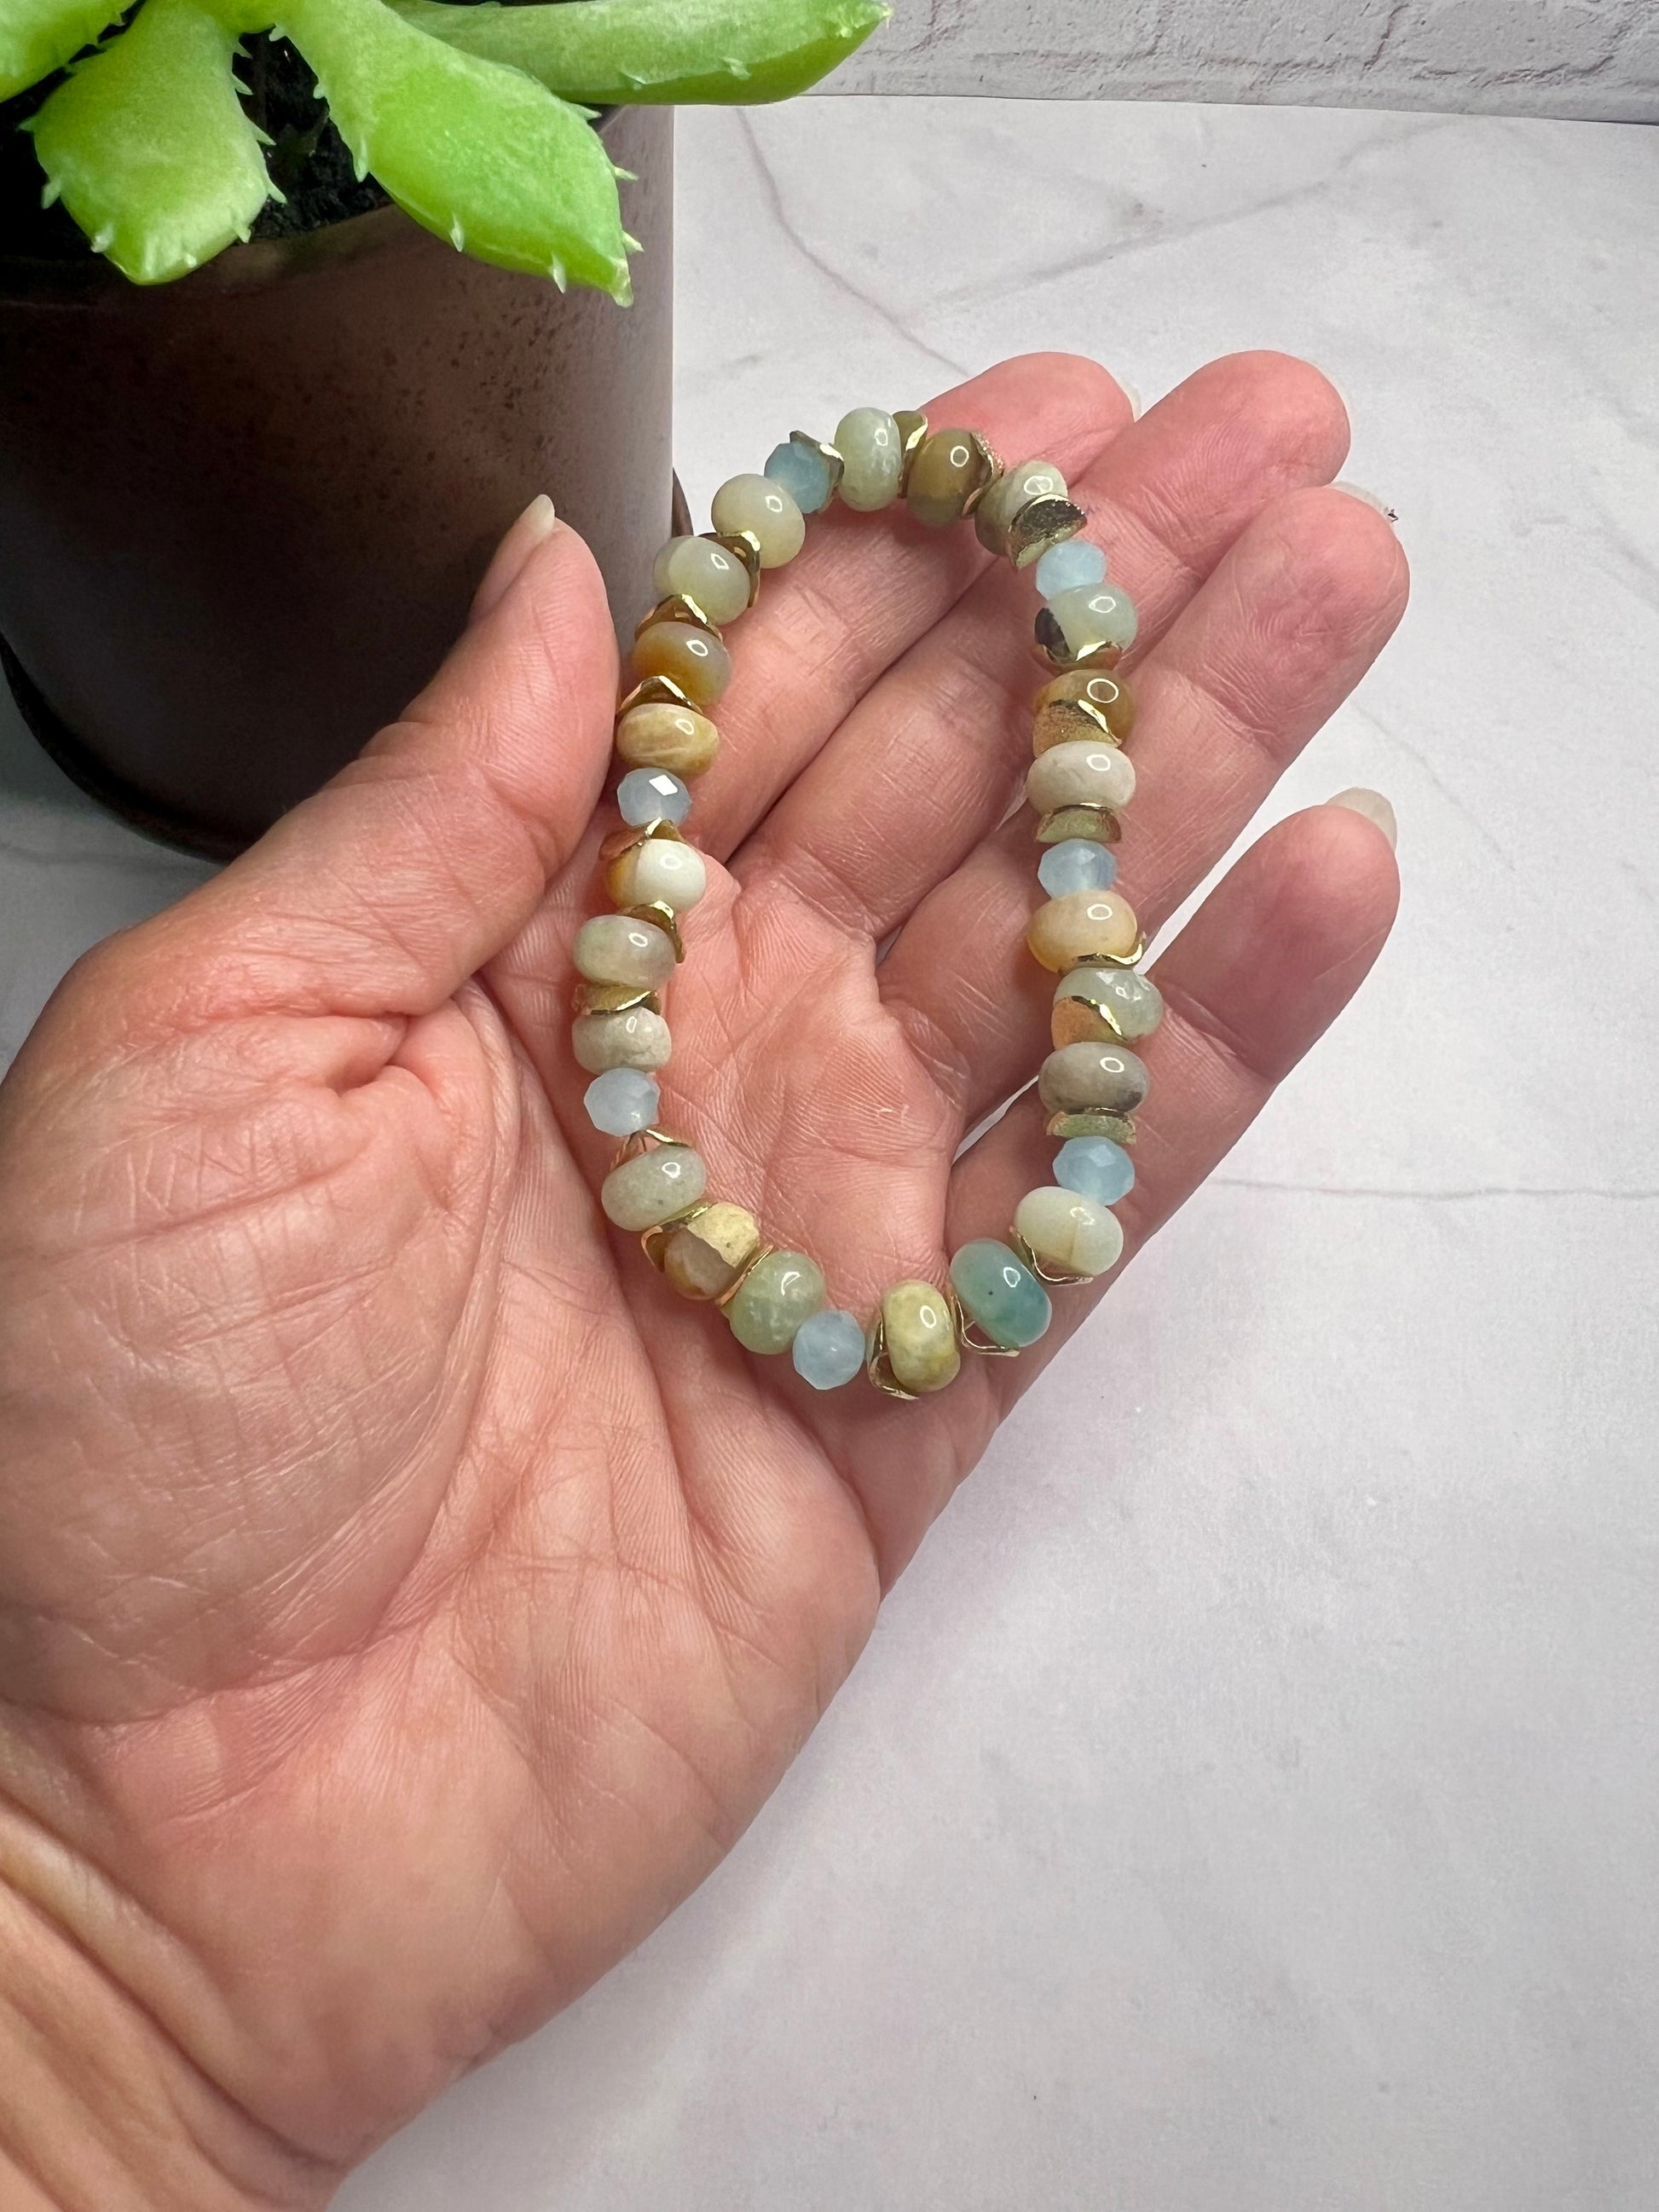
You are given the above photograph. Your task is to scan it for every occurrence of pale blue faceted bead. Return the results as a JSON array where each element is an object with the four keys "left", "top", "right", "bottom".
[
  {"left": 792, "top": 1307, "right": 867, "bottom": 1390},
  {"left": 1055, "top": 1134, "right": 1136, "bottom": 1204},
  {"left": 584, "top": 1066, "right": 660, "bottom": 1138},
  {"left": 1038, "top": 838, "right": 1118, "bottom": 897},
  {"left": 616, "top": 766, "right": 691, "bottom": 827},
  {"left": 765, "top": 438, "right": 835, "bottom": 515},
  {"left": 1035, "top": 538, "right": 1107, "bottom": 599}
]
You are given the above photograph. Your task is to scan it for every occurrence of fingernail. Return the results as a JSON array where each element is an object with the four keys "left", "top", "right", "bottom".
[
  {"left": 1118, "top": 378, "right": 1144, "bottom": 420},
  {"left": 471, "top": 494, "right": 558, "bottom": 623},
  {"left": 1327, "top": 786, "right": 1397, "bottom": 851},
  {"left": 1332, "top": 481, "right": 1399, "bottom": 527}
]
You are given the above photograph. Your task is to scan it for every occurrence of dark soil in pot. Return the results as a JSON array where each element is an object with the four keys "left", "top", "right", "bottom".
[{"left": 0, "top": 27, "right": 676, "bottom": 858}]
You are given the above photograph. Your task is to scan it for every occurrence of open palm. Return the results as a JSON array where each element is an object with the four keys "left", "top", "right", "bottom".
[{"left": 0, "top": 353, "right": 1405, "bottom": 2204}]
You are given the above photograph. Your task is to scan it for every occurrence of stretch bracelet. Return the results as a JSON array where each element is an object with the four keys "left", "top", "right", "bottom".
[{"left": 573, "top": 407, "right": 1163, "bottom": 1401}]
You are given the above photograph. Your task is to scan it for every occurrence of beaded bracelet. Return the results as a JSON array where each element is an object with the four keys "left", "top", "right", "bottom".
[{"left": 573, "top": 408, "right": 1163, "bottom": 1401}]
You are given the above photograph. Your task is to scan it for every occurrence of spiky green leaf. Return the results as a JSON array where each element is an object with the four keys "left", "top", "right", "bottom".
[
  {"left": 31, "top": 0, "right": 273, "bottom": 282},
  {"left": 0, "top": 0, "right": 130, "bottom": 101},
  {"left": 277, "top": 0, "right": 631, "bottom": 297},
  {"left": 388, "top": 0, "right": 889, "bottom": 107}
]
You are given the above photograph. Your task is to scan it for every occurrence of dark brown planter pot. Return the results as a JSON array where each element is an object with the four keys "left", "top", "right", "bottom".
[{"left": 0, "top": 104, "right": 675, "bottom": 858}]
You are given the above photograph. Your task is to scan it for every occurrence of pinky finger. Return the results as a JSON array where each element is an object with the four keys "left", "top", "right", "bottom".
[{"left": 945, "top": 800, "right": 1400, "bottom": 1408}]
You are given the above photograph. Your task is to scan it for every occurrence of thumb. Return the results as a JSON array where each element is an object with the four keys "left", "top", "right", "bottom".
[{"left": 136, "top": 500, "right": 619, "bottom": 1023}]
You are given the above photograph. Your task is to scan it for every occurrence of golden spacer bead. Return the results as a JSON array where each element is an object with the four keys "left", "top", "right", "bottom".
[
  {"left": 1004, "top": 494, "right": 1089, "bottom": 570},
  {"left": 1035, "top": 804, "right": 1122, "bottom": 846},
  {"left": 1046, "top": 1109, "right": 1138, "bottom": 1145}
]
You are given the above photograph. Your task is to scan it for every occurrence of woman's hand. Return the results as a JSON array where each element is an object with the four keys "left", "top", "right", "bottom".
[{"left": 0, "top": 353, "right": 1406, "bottom": 2208}]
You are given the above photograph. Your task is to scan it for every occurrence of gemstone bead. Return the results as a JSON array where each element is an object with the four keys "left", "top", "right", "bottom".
[
  {"left": 662, "top": 1202, "right": 760, "bottom": 1301},
  {"left": 709, "top": 473, "right": 806, "bottom": 569},
  {"left": 792, "top": 1307, "right": 867, "bottom": 1390},
  {"left": 1032, "top": 668, "right": 1136, "bottom": 753},
  {"left": 1014, "top": 1186, "right": 1124, "bottom": 1278},
  {"left": 571, "top": 1005, "right": 671, "bottom": 1073},
  {"left": 877, "top": 1280, "right": 960, "bottom": 1394},
  {"left": 1026, "top": 889, "right": 1139, "bottom": 970},
  {"left": 1054, "top": 1135, "right": 1135, "bottom": 1204},
  {"left": 650, "top": 535, "right": 751, "bottom": 625},
  {"left": 614, "top": 702, "right": 720, "bottom": 780},
  {"left": 604, "top": 836, "right": 708, "bottom": 915},
  {"left": 1038, "top": 1041, "right": 1151, "bottom": 1116},
  {"left": 835, "top": 407, "right": 904, "bottom": 511},
  {"left": 600, "top": 1144, "right": 706, "bottom": 1231},
  {"left": 765, "top": 438, "right": 835, "bottom": 516},
  {"left": 1028, "top": 739, "right": 1136, "bottom": 815},
  {"left": 1035, "top": 539, "right": 1107, "bottom": 598},
  {"left": 1038, "top": 839, "right": 1118, "bottom": 897},
  {"left": 1035, "top": 583, "right": 1138, "bottom": 669},
  {"left": 949, "top": 1239, "right": 1052, "bottom": 1350},
  {"left": 727, "top": 1250, "right": 825, "bottom": 1354},
  {"left": 1053, "top": 965, "right": 1165, "bottom": 1046},
  {"left": 974, "top": 458, "right": 1066, "bottom": 552},
  {"left": 583, "top": 1066, "right": 660, "bottom": 1137},
  {"left": 617, "top": 767, "right": 691, "bottom": 828},
  {"left": 905, "top": 427, "right": 993, "bottom": 528},
  {"left": 573, "top": 912, "right": 678, "bottom": 990},
  {"left": 632, "top": 622, "right": 732, "bottom": 707}
]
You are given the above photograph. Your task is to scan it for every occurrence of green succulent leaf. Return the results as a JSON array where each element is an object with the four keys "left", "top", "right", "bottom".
[
  {"left": 0, "top": 0, "right": 130, "bottom": 102},
  {"left": 277, "top": 0, "right": 632, "bottom": 297},
  {"left": 30, "top": 0, "right": 273, "bottom": 282},
  {"left": 388, "top": 0, "right": 890, "bottom": 107}
]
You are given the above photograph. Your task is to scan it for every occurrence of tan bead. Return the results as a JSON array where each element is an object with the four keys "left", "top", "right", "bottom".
[
  {"left": 573, "top": 912, "right": 679, "bottom": 990},
  {"left": 1038, "top": 1041, "right": 1150, "bottom": 1117},
  {"left": 571, "top": 1006, "right": 671, "bottom": 1073},
  {"left": 650, "top": 536, "right": 752, "bottom": 625},
  {"left": 662, "top": 1203, "right": 761, "bottom": 1301},
  {"left": 632, "top": 621, "right": 733, "bottom": 707},
  {"left": 615, "top": 701, "right": 720, "bottom": 781},
  {"left": 1028, "top": 740, "right": 1136, "bottom": 815},
  {"left": 1026, "top": 889, "right": 1140, "bottom": 971},
  {"left": 709, "top": 474, "right": 806, "bottom": 569},
  {"left": 1014, "top": 1187, "right": 1124, "bottom": 1279},
  {"left": 974, "top": 458, "right": 1066, "bottom": 552},
  {"left": 604, "top": 837, "right": 708, "bottom": 915},
  {"left": 879, "top": 1280, "right": 961, "bottom": 1395},
  {"left": 905, "top": 427, "right": 996, "bottom": 528},
  {"left": 600, "top": 1144, "right": 707, "bottom": 1231},
  {"left": 1032, "top": 669, "right": 1136, "bottom": 753}
]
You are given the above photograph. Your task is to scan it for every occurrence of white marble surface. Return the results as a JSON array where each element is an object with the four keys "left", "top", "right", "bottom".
[
  {"left": 3, "top": 95, "right": 1656, "bottom": 2211},
  {"left": 828, "top": 0, "right": 1659, "bottom": 122}
]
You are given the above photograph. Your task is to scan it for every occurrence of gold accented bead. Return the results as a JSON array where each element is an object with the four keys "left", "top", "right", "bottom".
[
  {"left": 1033, "top": 668, "right": 1137, "bottom": 737},
  {"left": 571, "top": 980, "right": 661, "bottom": 1018},
  {"left": 1035, "top": 804, "right": 1121, "bottom": 846},
  {"left": 1046, "top": 1109, "right": 1138, "bottom": 1144},
  {"left": 605, "top": 836, "right": 708, "bottom": 915},
  {"left": 893, "top": 409, "right": 929, "bottom": 493},
  {"left": 572, "top": 1005, "right": 671, "bottom": 1074},
  {"left": 875, "top": 1280, "right": 961, "bottom": 1395},
  {"left": 635, "top": 592, "right": 720, "bottom": 639},
  {"left": 905, "top": 427, "right": 1000, "bottom": 528},
  {"left": 657, "top": 1202, "right": 763, "bottom": 1301},
  {"left": 598, "top": 817, "right": 685, "bottom": 866},
  {"left": 974, "top": 458, "right": 1068, "bottom": 554},
  {"left": 1004, "top": 494, "right": 1088, "bottom": 569},
  {"left": 651, "top": 535, "right": 753, "bottom": 626},
  {"left": 574, "top": 912, "right": 679, "bottom": 990},
  {"left": 710, "top": 474, "right": 806, "bottom": 569},
  {"left": 617, "top": 673, "right": 695, "bottom": 716},
  {"left": 1026, "top": 889, "right": 1140, "bottom": 971},
  {"left": 626, "top": 901, "right": 686, "bottom": 962}
]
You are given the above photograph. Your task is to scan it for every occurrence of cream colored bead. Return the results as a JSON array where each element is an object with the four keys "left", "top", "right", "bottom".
[
  {"left": 974, "top": 457, "right": 1067, "bottom": 552},
  {"left": 650, "top": 535, "right": 752, "bottom": 624},
  {"left": 615, "top": 702, "right": 720, "bottom": 781},
  {"left": 604, "top": 837, "right": 708, "bottom": 915},
  {"left": 835, "top": 407, "right": 904, "bottom": 511},
  {"left": 600, "top": 1144, "right": 707, "bottom": 1232},
  {"left": 1027, "top": 740, "right": 1136, "bottom": 814},
  {"left": 571, "top": 1006, "right": 671, "bottom": 1074},
  {"left": 573, "top": 912, "right": 678, "bottom": 990},
  {"left": 662, "top": 1203, "right": 761, "bottom": 1300},
  {"left": 708, "top": 474, "right": 806, "bottom": 568},
  {"left": 1014, "top": 1186, "right": 1124, "bottom": 1278},
  {"left": 879, "top": 1280, "right": 960, "bottom": 1394},
  {"left": 1026, "top": 889, "right": 1139, "bottom": 971}
]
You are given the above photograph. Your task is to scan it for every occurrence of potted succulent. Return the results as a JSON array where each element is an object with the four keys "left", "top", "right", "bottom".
[{"left": 0, "top": 0, "right": 886, "bottom": 852}]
